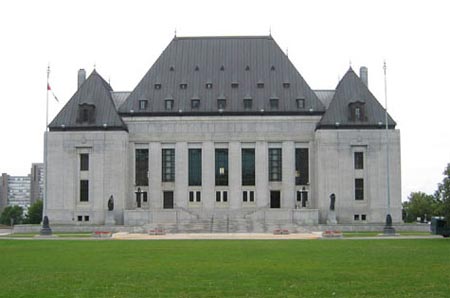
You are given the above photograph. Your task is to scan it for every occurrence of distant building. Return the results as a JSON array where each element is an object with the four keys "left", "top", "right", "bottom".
[
  {"left": 30, "top": 163, "right": 44, "bottom": 205},
  {"left": 0, "top": 163, "right": 45, "bottom": 213},
  {"left": 45, "top": 35, "right": 402, "bottom": 230}
]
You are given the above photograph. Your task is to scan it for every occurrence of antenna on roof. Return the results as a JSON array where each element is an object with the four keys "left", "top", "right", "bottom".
[
  {"left": 269, "top": 26, "right": 272, "bottom": 36},
  {"left": 174, "top": 28, "right": 177, "bottom": 37},
  {"left": 93, "top": 63, "right": 96, "bottom": 70},
  {"left": 349, "top": 59, "right": 352, "bottom": 68},
  {"left": 286, "top": 47, "right": 288, "bottom": 57}
]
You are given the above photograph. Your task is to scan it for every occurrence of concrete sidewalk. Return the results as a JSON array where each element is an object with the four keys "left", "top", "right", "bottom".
[{"left": 111, "top": 232, "right": 323, "bottom": 240}]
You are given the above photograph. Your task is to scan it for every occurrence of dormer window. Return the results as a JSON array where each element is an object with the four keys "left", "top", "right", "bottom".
[
  {"left": 205, "top": 82, "right": 213, "bottom": 89},
  {"left": 191, "top": 99, "right": 200, "bottom": 109},
  {"left": 154, "top": 83, "right": 162, "bottom": 90},
  {"left": 165, "top": 99, "right": 174, "bottom": 111},
  {"left": 245, "top": 65, "right": 250, "bottom": 71},
  {"left": 77, "top": 103, "right": 96, "bottom": 124},
  {"left": 220, "top": 65, "right": 225, "bottom": 71},
  {"left": 271, "top": 65, "right": 276, "bottom": 71},
  {"left": 195, "top": 65, "right": 199, "bottom": 71},
  {"left": 243, "top": 98, "right": 252, "bottom": 110},
  {"left": 139, "top": 100, "right": 148, "bottom": 110},
  {"left": 348, "top": 101, "right": 367, "bottom": 122},
  {"left": 231, "top": 82, "right": 239, "bottom": 89},
  {"left": 269, "top": 98, "right": 279, "bottom": 110},
  {"left": 169, "top": 66, "right": 175, "bottom": 71},
  {"left": 296, "top": 98, "right": 305, "bottom": 109},
  {"left": 283, "top": 82, "right": 290, "bottom": 88},
  {"left": 180, "top": 83, "right": 187, "bottom": 89},
  {"left": 217, "top": 99, "right": 226, "bottom": 110},
  {"left": 257, "top": 82, "right": 264, "bottom": 88}
]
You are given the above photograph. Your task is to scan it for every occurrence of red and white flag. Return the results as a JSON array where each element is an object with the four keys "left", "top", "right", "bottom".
[{"left": 47, "top": 83, "right": 59, "bottom": 102}]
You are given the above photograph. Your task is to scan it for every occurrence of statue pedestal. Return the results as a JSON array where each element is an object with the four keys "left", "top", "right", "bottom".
[
  {"left": 105, "top": 212, "right": 116, "bottom": 226},
  {"left": 40, "top": 227, "right": 52, "bottom": 236},
  {"left": 327, "top": 210, "right": 337, "bottom": 225}
]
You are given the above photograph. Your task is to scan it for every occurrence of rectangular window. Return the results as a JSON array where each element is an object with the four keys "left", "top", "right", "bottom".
[
  {"left": 269, "top": 148, "right": 282, "bottom": 181},
  {"left": 135, "top": 149, "right": 149, "bottom": 186},
  {"left": 270, "top": 98, "right": 279, "bottom": 109},
  {"left": 154, "top": 83, "right": 161, "bottom": 89},
  {"left": 180, "top": 83, "right": 187, "bottom": 89},
  {"left": 257, "top": 82, "right": 264, "bottom": 88},
  {"left": 217, "top": 99, "right": 226, "bottom": 110},
  {"left": 80, "top": 180, "right": 89, "bottom": 202},
  {"left": 215, "top": 191, "right": 228, "bottom": 202},
  {"left": 215, "top": 149, "right": 228, "bottom": 186},
  {"left": 231, "top": 82, "right": 239, "bottom": 88},
  {"left": 84, "top": 215, "right": 89, "bottom": 222},
  {"left": 189, "top": 191, "right": 201, "bottom": 202},
  {"left": 77, "top": 215, "right": 82, "bottom": 222},
  {"left": 80, "top": 154, "right": 89, "bottom": 171},
  {"left": 242, "top": 149, "right": 255, "bottom": 186},
  {"left": 354, "top": 152, "right": 364, "bottom": 169},
  {"left": 188, "top": 149, "right": 202, "bottom": 186},
  {"left": 243, "top": 190, "right": 255, "bottom": 202},
  {"left": 354, "top": 214, "right": 360, "bottom": 221},
  {"left": 296, "top": 98, "right": 305, "bottom": 109},
  {"left": 165, "top": 99, "right": 174, "bottom": 110},
  {"left": 295, "top": 148, "right": 309, "bottom": 185},
  {"left": 139, "top": 100, "right": 148, "bottom": 110},
  {"left": 243, "top": 98, "right": 252, "bottom": 110},
  {"left": 162, "top": 149, "right": 175, "bottom": 182},
  {"left": 361, "top": 214, "right": 366, "bottom": 221},
  {"left": 355, "top": 178, "right": 364, "bottom": 200}
]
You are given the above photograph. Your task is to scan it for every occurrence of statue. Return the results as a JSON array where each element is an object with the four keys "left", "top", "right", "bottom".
[
  {"left": 40, "top": 215, "right": 52, "bottom": 236},
  {"left": 329, "top": 193, "right": 336, "bottom": 211},
  {"left": 108, "top": 195, "right": 114, "bottom": 211}
]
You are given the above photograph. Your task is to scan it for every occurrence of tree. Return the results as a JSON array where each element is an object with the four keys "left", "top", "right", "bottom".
[
  {"left": 435, "top": 163, "right": 450, "bottom": 224},
  {"left": 25, "top": 200, "right": 43, "bottom": 224},
  {"left": 0, "top": 205, "right": 24, "bottom": 225},
  {"left": 402, "top": 192, "right": 441, "bottom": 223}
]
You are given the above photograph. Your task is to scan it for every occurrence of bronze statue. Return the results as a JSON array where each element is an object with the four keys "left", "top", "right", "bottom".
[
  {"left": 108, "top": 195, "right": 114, "bottom": 211},
  {"left": 330, "top": 193, "right": 336, "bottom": 211}
]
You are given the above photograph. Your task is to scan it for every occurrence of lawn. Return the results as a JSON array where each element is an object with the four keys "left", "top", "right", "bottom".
[{"left": 0, "top": 239, "right": 449, "bottom": 297}]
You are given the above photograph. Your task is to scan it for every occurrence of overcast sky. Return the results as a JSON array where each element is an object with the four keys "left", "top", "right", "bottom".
[{"left": 0, "top": 0, "right": 449, "bottom": 201}]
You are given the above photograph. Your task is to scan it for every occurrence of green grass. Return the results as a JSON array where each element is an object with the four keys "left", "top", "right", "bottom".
[
  {"left": 1, "top": 239, "right": 449, "bottom": 297},
  {"left": 343, "top": 231, "right": 432, "bottom": 237},
  {"left": 0, "top": 232, "right": 92, "bottom": 238}
]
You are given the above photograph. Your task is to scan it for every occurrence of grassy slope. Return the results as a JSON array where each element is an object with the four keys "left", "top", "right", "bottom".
[{"left": 0, "top": 239, "right": 449, "bottom": 298}]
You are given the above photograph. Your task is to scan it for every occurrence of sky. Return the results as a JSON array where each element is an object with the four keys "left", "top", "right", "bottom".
[{"left": 0, "top": 0, "right": 449, "bottom": 201}]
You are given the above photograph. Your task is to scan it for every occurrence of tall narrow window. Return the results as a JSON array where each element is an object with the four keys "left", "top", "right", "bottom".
[
  {"left": 269, "top": 148, "right": 282, "bottom": 181},
  {"left": 162, "top": 149, "right": 175, "bottom": 182},
  {"left": 354, "top": 152, "right": 364, "bottom": 169},
  {"left": 217, "top": 99, "right": 226, "bottom": 110},
  {"left": 189, "top": 149, "right": 202, "bottom": 186},
  {"left": 139, "top": 100, "right": 148, "bottom": 110},
  {"left": 243, "top": 98, "right": 252, "bottom": 110},
  {"left": 270, "top": 98, "right": 279, "bottom": 109},
  {"left": 215, "top": 149, "right": 228, "bottom": 186},
  {"left": 296, "top": 98, "right": 305, "bottom": 109},
  {"left": 295, "top": 148, "right": 309, "bottom": 185},
  {"left": 242, "top": 149, "right": 255, "bottom": 186},
  {"left": 135, "top": 149, "right": 148, "bottom": 186},
  {"left": 80, "top": 154, "right": 89, "bottom": 171},
  {"left": 355, "top": 178, "right": 364, "bottom": 200},
  {"left": 80, "top": 180, "right": 89, "bottom": 202},
  {"left": 165, "top": 99, "right": 174, "bottom": 111}
]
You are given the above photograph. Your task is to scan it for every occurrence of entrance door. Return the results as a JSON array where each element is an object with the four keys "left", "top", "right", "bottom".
[
  {"left": 270, "top": 191, "right": 281, "bottom": 208},
  {"left": 163, "top": 191, "right": 174, "bottom": 209}
]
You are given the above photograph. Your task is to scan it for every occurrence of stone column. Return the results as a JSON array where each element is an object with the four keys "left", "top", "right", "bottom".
[
  {"left": 175, "top": 142, "right": 188, "bottom": 209},
  {"left": 255, "top": 141, "right": 268, "bottom": 208},
  {"left": 229, "top": 141, "right": 241, "bottom": 209},
  {"left": 149, "top": 142, "right": 162, "bottom": 209},
  {"left": 282, "top": 141, "right": 295, "bottom": 209},
  {"left": 202, "top": 141, "right": 215, "bottom": 210}
]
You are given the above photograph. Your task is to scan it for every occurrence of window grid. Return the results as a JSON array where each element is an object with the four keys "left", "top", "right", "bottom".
[
  {"left": 354, "top": 152, "right": 364, "bottom": 169},
  {"left": 80, "top": 180, "right": 89, "bottom": 202},
  {"left": 242, "top": 149, "right": 255, "bottom": 186},
  {"left": 295, "top": 148, "right": 309, "bottom": 185},
  {"left": 215, "top": 149, "right": 229, "bottom": 186},
  {"left": 188, "top": 149, "right": 202, "bottom": 186},
  {"left": 80, "top": 154, "right": 89, "bottom": 171},
  {"left": 355, "top": 178, "right": 364, "bottom": 200},
  {"left": 135, "top": 149, "right": 149, "bottom": 186},
  {"left": 162, "top": 149, "right": 175, "bottom": 182},
  {"left": 269, "top": 148, "right": 282, "bottom": 181}
]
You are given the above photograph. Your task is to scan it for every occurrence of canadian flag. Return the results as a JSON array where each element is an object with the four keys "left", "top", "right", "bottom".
[{"left": 47, "top": 83, "right": 59, "bottom": 102}]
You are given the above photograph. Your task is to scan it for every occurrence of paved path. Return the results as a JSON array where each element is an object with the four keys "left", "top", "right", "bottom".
[
  {"left": 111, "top": 232, "right": 323, "bottom": 240},
  {"left": 0, "top": 228, "right": 12, "bottom": 236}
]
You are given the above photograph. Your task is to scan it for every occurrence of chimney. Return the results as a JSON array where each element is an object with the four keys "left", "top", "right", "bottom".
[
  {"left": 78, "top": 69, "right": 86, "bottom": 89},
  {"left": 360, "top": 66, "right": 368, "bottom": 87}
]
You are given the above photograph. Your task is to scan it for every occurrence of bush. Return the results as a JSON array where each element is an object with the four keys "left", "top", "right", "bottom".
[{"left": 0, "top": 205, "right": 24, "bottom": 225}]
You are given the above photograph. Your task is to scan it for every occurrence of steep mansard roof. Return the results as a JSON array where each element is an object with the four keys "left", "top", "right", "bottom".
[
  {"left": 118, "top": 36, "right": 325, "bottom": 115},
  {"left": 317, "top": 68, "right": 396, "bottom": 129},
  {"left": 49, "top": 70, "right": 127, "bottom": 131}
]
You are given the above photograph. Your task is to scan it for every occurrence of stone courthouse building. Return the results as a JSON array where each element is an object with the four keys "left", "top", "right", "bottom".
[{"left": 45, "top": 35, "right": 401, "bottom": 230}]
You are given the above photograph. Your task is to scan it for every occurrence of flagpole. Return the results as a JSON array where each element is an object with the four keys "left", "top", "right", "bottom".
[
  {"left": 383, "top": 60, "right": 395, "bottom": 235},
  {"left": 46, "top": 65, "right": 50, "bottom": 131}
]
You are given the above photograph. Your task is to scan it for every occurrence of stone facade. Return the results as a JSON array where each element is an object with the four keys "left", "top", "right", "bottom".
[{"left": 45, "top": 35, "right": 402, "bottom": 229}]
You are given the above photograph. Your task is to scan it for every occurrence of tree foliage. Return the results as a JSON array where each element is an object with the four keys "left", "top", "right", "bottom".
[
  {"left": 0, "top": 205, "right": 24, "bottom": 225},
  {"left": 25, "top": 200, "right": 43, "bottom": 224},
  {"left": 435, "top": 163, "right": 450, "bottom": 223},
  {"left": 402, "top": 192, "right": 441, "bottom": 223}
]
